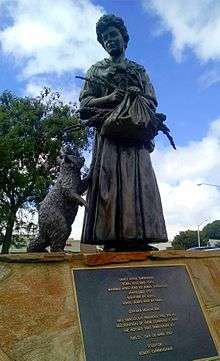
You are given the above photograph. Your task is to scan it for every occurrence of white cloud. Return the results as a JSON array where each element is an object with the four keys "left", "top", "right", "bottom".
[
  {"left": 0, "top": 0, "right": 105, "bottom": 102},
  {"left": 152, "top": 117, "right": 220, "bottom": 241},
  {"left": 70, "top": 205, "right": 85, "bottom": 240},
  {"left": 199, "top": 67, "right": 220, "bottom": 88},
  {"left": 25, "top": 78, "right": 81, "bottom": 104},
  {"left": 141, "top": 0, "right": 220, "bottom": 235},
  {"left": 0, "top": 0, "right": 106, "bottom": 93},
  {"left": 143, "top": 0, "right": 220, "bottom": 63}
]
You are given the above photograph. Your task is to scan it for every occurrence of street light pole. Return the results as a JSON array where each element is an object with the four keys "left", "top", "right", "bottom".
[
  {"left": 197, "top": 225, "right": 200, "bottom": 247},
  {"left": 197, "top": 219, "right": 209, "bottom": 247}
]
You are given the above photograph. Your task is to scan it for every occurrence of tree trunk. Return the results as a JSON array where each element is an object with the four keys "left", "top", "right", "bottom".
[{"left": 1, "top": 210, "right": 17, "bottom": 254}]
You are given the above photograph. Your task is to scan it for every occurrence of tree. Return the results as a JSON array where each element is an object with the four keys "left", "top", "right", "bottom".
[
  {"left": 202, "top": 220, "right": 220, "bottom": 243},
  {"left": 0, "top": 89, "right": 88, "bottom": 253},
  {"left": 172, "top": 229, "right": 207, "bottom": 250}
]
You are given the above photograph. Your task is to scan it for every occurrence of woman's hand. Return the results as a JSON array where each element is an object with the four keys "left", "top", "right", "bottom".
[
  {"left": 106, "top": 89, "right": 125, "bottom": 105},
  {"left": 85, "top": 89, "right": 125, "bottom": 108}
]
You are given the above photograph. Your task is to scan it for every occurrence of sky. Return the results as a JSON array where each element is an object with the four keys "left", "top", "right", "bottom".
[{"left": 0, "top": 0, "right": 220, "bottom": 245}]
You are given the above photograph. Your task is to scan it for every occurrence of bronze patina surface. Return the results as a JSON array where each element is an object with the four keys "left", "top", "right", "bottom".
[
  {"left": 79, "top": 15, "right": 168, "bottom": 250},
  {"left": 73, "top": 265, "right": 218, "bottom": 361}
]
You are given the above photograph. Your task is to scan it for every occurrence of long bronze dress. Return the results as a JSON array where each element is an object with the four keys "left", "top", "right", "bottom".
[{"left": 80, "top": 58, "right": 167, "bottom": 246}]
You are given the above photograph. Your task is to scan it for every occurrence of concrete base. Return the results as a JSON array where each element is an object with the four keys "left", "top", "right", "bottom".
[{"left": 0, "top": 250, "right": 220, "bottom": 360}]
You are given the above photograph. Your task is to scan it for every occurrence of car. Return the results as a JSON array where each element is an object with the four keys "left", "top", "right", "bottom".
[{"left": 187, "top": 246, "right": 220, "bottom": 251}]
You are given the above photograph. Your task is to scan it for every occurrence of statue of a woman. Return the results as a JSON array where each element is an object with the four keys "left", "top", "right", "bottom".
[{"left": 79, "top": 14, "right": 167, "bottom": 251}]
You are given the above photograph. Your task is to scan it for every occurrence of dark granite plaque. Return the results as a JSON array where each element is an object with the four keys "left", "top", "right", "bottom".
[{"left": 73, "top": 266, "right": 218, "bottom": 361}]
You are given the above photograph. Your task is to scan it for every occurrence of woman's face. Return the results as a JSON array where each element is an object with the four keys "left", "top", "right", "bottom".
[{"left": 102, "top": 26, "right": 125, "bottom": 56}]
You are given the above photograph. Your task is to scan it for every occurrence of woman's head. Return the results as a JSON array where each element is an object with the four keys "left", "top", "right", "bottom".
[{"left": 96, "top": 14, "right": 129, "bottom": 54}]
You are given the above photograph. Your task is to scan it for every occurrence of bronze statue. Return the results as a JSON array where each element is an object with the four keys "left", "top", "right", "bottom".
[
  {"left": 27, "top": 146, "right": 87, "bottom": 252},
  {"left": 79, "top": 14, "right": 168, "bottom": 251}
]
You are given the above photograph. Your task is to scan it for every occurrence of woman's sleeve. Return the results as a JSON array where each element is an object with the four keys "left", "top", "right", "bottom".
[
  {"left": 79, "top": 66, "right": 98, "bottom": 108},
  {"left": 141, "top": 69, "right": 158, "bottom": 111}
]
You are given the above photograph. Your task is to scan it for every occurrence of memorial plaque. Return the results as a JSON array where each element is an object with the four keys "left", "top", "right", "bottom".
[{"left": 73, "top": 266, "right": 218, "bottom": 361}]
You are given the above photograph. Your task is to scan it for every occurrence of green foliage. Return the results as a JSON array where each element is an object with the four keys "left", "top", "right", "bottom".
[
  {"left": 0, "top": 88, "right": 88, "bottom": 253},
  {"left": 172, "top": 221, "right": 220, "bottom": 249},
  {"left": 172, "top": 229, "right": 207, "bottom": 250},
  {"left": 11, "top": 235, "right": 29, "bottom": 249},
  {"left": 172, "top": 230, "right": 198, "bottom": 250},
  {"left": 202, "top": 220, "right": 220, "bottom": 242}
]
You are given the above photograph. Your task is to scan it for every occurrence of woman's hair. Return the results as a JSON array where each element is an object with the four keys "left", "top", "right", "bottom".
[{"left": 96, "top": 14, "right": 129, "bottom": 49}]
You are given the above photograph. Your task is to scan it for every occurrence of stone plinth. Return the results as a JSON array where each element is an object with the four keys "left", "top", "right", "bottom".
[{"left": 0, "top": 251, "right": 220, "bottom": 360}]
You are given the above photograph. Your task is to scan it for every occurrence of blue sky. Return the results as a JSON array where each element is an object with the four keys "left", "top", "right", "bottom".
[{"left": 1, "top": 0, "right": 220, "bottom": 242}]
